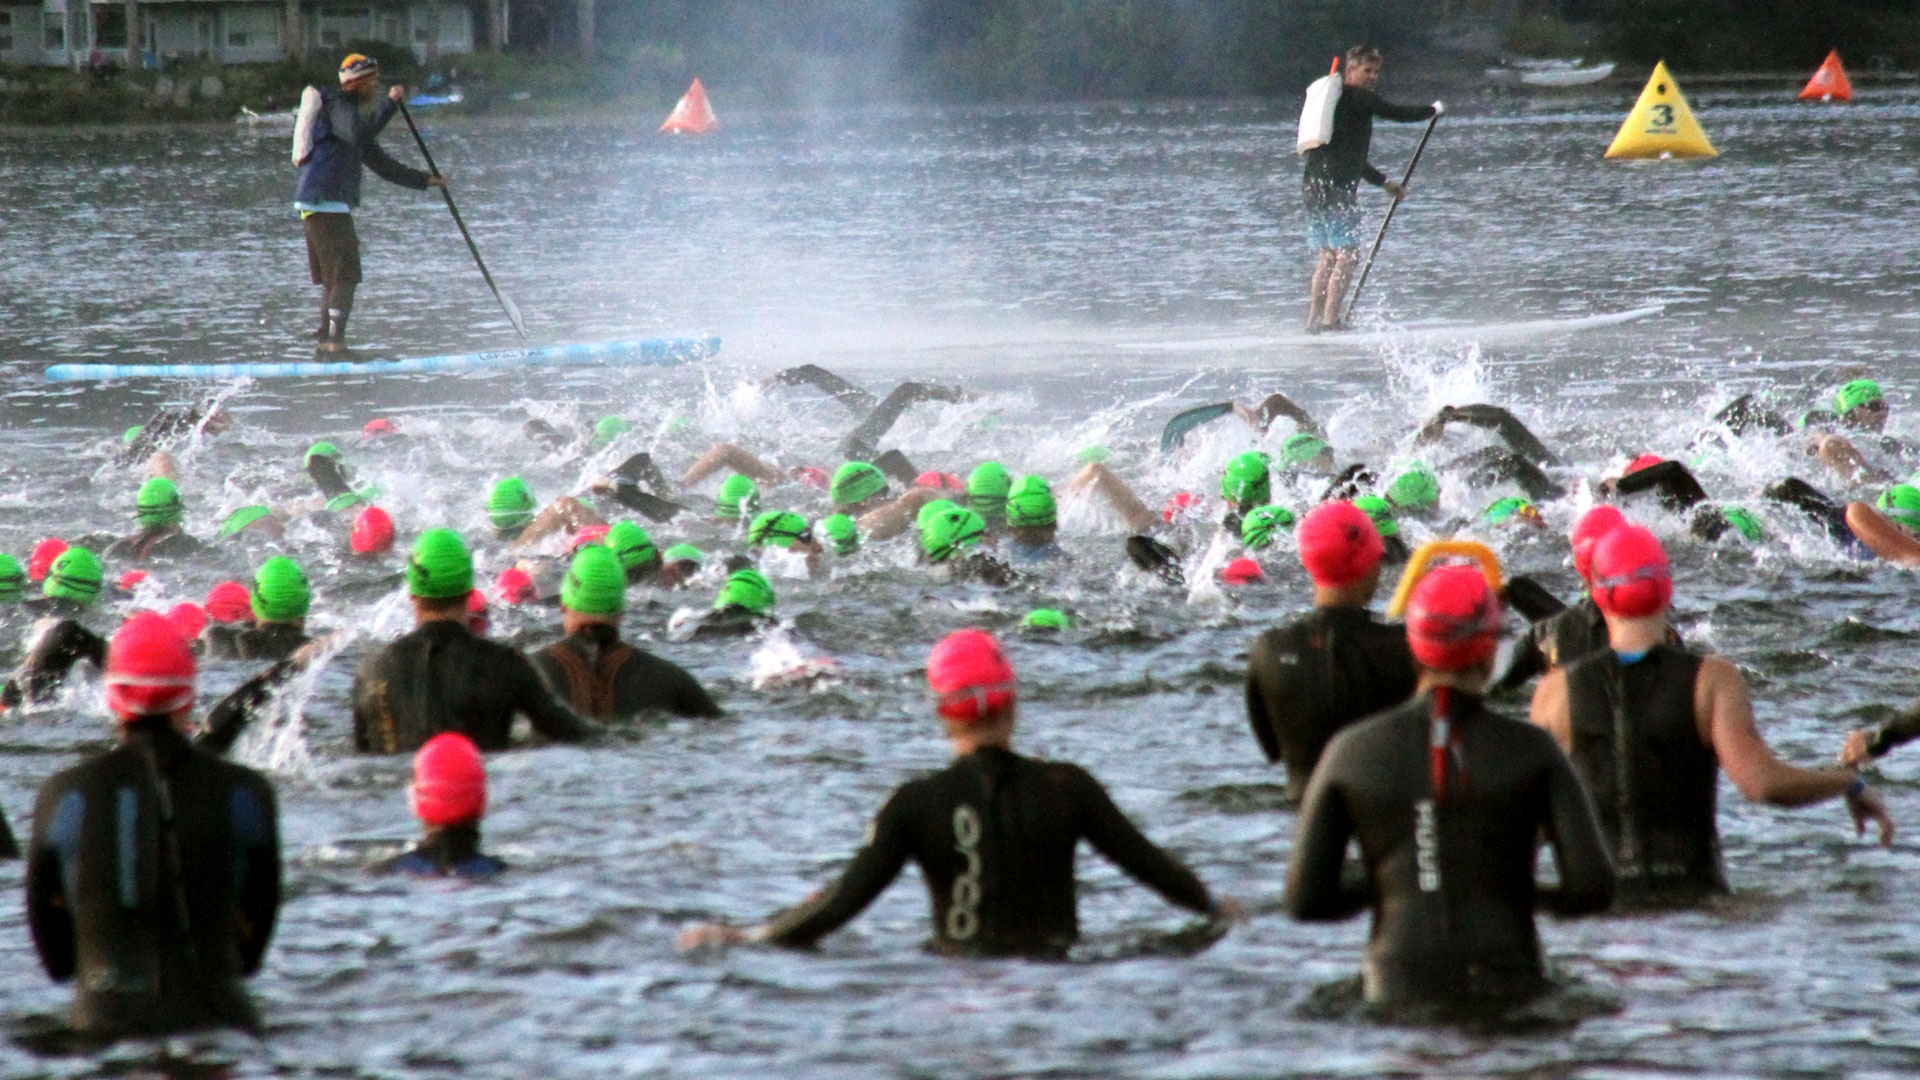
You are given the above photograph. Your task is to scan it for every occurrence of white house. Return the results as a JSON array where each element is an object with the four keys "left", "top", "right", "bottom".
[{"left": 3, "top": 0, "right": 486, "bottom": 68}]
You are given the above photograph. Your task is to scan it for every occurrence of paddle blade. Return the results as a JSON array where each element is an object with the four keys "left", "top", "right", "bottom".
[
  {"left": 497, "top": 288, "right": 528, "bottom": 341},
  {"left": 1161, "top": 403, "right": 1234, "bottom": 453}
]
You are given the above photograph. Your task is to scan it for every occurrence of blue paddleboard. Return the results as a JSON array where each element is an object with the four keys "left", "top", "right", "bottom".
[{"left": 44, "top": 335, "right": 720, "bottom": 382}]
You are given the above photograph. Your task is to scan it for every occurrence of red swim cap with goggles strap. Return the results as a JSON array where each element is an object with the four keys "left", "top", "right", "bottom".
[
  {"left": 926, "top": 629, "right": 1015, "bottom": 723},
  {"left": 1405, "top": 564, "right": 1504, "bottom": 671},
  {"left": 1589, "top": 524, "right": 1672, "bottom": 618}
]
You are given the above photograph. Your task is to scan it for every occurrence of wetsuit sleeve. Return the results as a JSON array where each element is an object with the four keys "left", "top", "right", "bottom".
[
  {"left": 507, "top": 651, "right": 599, "bottom": 743},
  {"left": 1246, "top": 666, "right": 1281, "bottom": 764},
  {"left": 1495, "top": 622, "right": 1550, "bottom": 692},
  {"left": 197, "top": 661, "right": 294, "bottom": 756},
  {"left": 233, "top": 776, "right": 282, "bottom": 975},
  {"left": 671, "top": 668, "right": 723, "bottom": 719},
  {"left": 1358, "top": 87, "right": 1438, "bottom": 124},
  {"left": 25, "top": 779, "right": 77, "bottom": 980},
  {"left": 761, "top": 789, "right": 915, "bottom": 947},
  {"left": 0, "top": 805, "right": 16, "bottom": 859},
  {"left": 1284, "top": 741, "right": 1368, "bottom": 921},
  {"left": 1866, "top": 699, "right": 1920, "bottom": 758},
  {"left": 307, "top": 456, "right": 354, "bottom": 500},
  {"left": 361, "top": 138, "right": 430, "bottom": 190},
  {"left": 1068, "top": 767, "right": 1213, "bottom": 914},
  {"left": 1615, "top": 460, "right": 1708, "bottom": 510},
  {"left": 1535, "top": 742, "right": 1615, "bottom": 916}
]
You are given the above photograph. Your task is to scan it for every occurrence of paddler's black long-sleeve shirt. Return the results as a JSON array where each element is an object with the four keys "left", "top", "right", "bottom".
[
  {"left": 351, "top": 620, "right": 596, "bottom": 753},
  {"left": 762, "top": 747, "right": 1215, "bottom": 956},
  {"left": 1286, "top": 691, "right": 1612, "bottom": 1008},
  {"left": 1302, "top": 86, "right": 1435, "bottom": 208}
]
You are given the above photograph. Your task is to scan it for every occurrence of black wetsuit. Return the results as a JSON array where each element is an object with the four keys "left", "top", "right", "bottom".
[
  {"left": 1562, "top": 646, "right": 1725, "bottom": 905},
  {"left": 531, "top": 624, "right": 721, "bottom": 721},
  {"left": 1498, "top": 597, "right": 1683, "bottom": 692},
  {"left": 368, "top": 825, "right": 504, "bottom": 881},
  {"left": 1859, "top": 699, "right": 1920, "bottom": 759},
  {"left": 116, "top": 407, "right": 209, "bottom": 466},
  {"left": 1302, "top": 87, "right": 1434, "bottom": 209},
  {"left": 308, "top": 455, "right": 355, "bottom": 501},
  {"left": 26, "top": 720, "right": 280, "bottom": 1037},
  {"left": 3, "top": 618, "right": 107, "bottom": 707},
  {"left": 761, "top": 746, "right": 1216, "bottom": 956},
  {"left": 1245, "top": 606, "right": 1418, "bottom": 801},
  {"left": 101, "top": 527, "right": 204, "bottom": 564},
  {"left": 350, "top": 620, "right": 596, "bottom": 753},
  {"left": 205, "top": 622, "right": 309, "bottom": 663},
  {"left": 1286, "top": 690, "right": 1613, "bottom": 1011},
  {"left": 0, "top": 803, "right": 17, "bottom": 858}
]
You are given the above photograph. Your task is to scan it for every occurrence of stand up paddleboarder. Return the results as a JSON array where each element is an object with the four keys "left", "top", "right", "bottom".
[
  {"left": 292, "top": 54, "right": 445, "bottom": 354},
  {"left": 1300, "top": 46, "right": 1437, "bottom": 333}
]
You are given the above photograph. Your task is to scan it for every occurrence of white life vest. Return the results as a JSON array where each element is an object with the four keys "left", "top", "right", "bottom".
[{"left": 1296, "top": 59, "right": 1342, "bottom": 155}]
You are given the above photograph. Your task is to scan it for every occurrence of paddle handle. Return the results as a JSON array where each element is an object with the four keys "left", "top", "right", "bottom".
[
  {"left": 1341, "top": 109, "right": 1440, "bottom": 326},
  {"left": 396, "top": 100, "right": 529, "bottom": 342}
]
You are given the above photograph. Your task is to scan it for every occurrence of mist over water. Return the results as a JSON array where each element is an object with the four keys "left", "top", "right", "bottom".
[{"left": 2, "top": 86, "right": 1920, "bottom": 1076}]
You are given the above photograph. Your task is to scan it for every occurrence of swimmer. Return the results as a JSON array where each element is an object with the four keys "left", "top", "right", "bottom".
[
  {"left": 351, "top": 529, "right": 598, "bottom": 753},
  {"left": 26, "top": 613, "right": 281, "bottom": 1037},
  {"left": 114, "top": 400, "right": 230, "bottom": 467},
  {"left": 921, "top": 504, "right": 1018, "bottom": 586},
  {"left": 100, "top": 478, "right": 204, "bottom": 564},
  {"left": 747, "top": 510, "right": 825, "bottom": 577},
  {"left": 966, "top": 462, "right": 1013, "bottom": 532},
  {"left": 3, "top": 548, "right": 108, "bottom": 707},
  {"left": 1002, "top": 476, "right": 1063, "bottom": 562},
  {"left": 604, "top": 520, "right": 663, "bottom": 583},
  {"left": 1245, "top": 501, "right": 1416, "bottom": 800},
  {"left": 677, "top": 630, "right": 1243, "bottom": 956},
  {"left": 531, "top": 545, "right": 720, "bottom": 720},
  {"left": 1497, "top": 506, "right": 1679, "bottom": 690},
  {"left": 205, "top": 557, "right": 312, "bottom": 661},
  {"left": 369, "top": 733, "right": 505, "bottom": 880},
  {"left": 1286, "top": 565, "right": 1614, "bottom": 1014},
  {"left": 1530, "top": 526, "right": 1892, "bottom": 906}
]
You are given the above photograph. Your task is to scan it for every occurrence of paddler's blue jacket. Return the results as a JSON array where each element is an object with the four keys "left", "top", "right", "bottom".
[{"left": 293, "top": 87, "right": 430, "bottom": 210}]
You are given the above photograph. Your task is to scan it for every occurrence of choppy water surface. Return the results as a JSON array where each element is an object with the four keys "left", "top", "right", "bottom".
[{"left": 3, "top": 85, "right": 1920, "bottom": 1077}]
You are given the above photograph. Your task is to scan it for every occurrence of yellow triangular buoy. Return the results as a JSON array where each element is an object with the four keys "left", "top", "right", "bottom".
[{"left": 1605, "top": 61, "right": 1715, "bottom": 159}]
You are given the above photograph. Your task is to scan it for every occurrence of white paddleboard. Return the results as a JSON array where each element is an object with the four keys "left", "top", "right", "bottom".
[{"left": 1117, "top": 305, "right": 1663, "bottom": 354}]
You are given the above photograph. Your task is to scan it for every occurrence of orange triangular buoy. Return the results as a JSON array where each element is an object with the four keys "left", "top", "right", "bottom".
[
  {"left": 660, "top": 78, "right": 719, "bottom": 135},
  {"left": 1799, "top": 50, "right": 1852, "bottom": 102}
]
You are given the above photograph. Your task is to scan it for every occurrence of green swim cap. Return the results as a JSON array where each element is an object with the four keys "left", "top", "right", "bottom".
[
  {"left": 407, "top": 528, "right": 473, "bottom": 599},
  {"left": 326, "top": 490, "right": 370, "bottom": 512},
  {"left": 44, "top": 547, "right": 102, "bottom": 606},
  {"left": 748, "top": 510, "right": 811, "bottom": 548},
  {"left": 715, "top": 474, "right": 760, "bottom": 519},
  {"left": 486, "top": 477, "right": 537, "bottom": 531},
  {"left": 590, "top": 415, "right": 630, "bottom": 450},
  {"left": 1720, "top": 505, "right": 1764, "bottom": 542},
  {"left": 922, "top": 505, "right": 987, "bottom": 563},
  {"left": 1838, "top": 379, "right": 1884, "bottom": 416},
  {"left": 967, "top": 462, "right": 1013, "bottom": 517},
  {"left": 831, "top": 461, "right": 887, "bottom": 507},
  {"left": 251, "top": 556, "right": 311, "bottom": 622},
  {"left": 1280, "top": 433, "right": 1330, "bottom": 468},
  {"left": 606, "top": 521, "right": 659, "bottom": 571},
  {"left": 1220, "top": 451, "right": 1272, "bottom": 506},
  {"left": 663, "top": 543, "right": 703, "bottom": 566},
  {"left": 1877, "top": 485, "right": 1920, "bottom": 531},
  {"left": 820, "top": 513, "right": 860, "bottom": 555},
  {"left": 917, "top": 498, "right": 959, "bottom": 530},
  {"left": 135, "top": 477, "right": 184, "bottom": 529},
  {"left": 306, "top": 441, "right": 341, "bottom": 462},
  {"left": 715, "top": 567, "right": 775, "bottom": 614},
  {"left": 1386, "top": 463, "right": 1440, "bottom": 511},
  {"left": 1075, "top": 445, "right": 1109, "bottom": 465},
  {"left": 562, "top": 544, "right": 626, "bottom": 616},
  {"left": 1483, "top": 497, "right": 1536, "bottom": 525},
  {"left": 1239, "top": 504, "right": 1297, "bottom": 549},
  {"left": 1006, "top": 475, "right": 1058, "bottom": 528},
  {"left": 220, "top": 505, "right": 275, "bottom": 537},
  {"left": 0, "top": 554, "right": 23, "bottom": 603},
  {"left": 122, "top": 425, "right": 143, "bottom": 444},
  {"left": 1352, "top": 494, "right": 1399, "bottom": 538},
  {"left": 1022, "top": 608, "right": 1068, "bottom": 630}
]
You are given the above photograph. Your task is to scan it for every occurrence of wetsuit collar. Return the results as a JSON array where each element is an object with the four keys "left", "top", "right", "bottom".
[
  {"left": 415, "top": 824, "right": 485, "bottom": 869},
  {"left": 569, "top": 622, "right": 621, "bottom": 647},
  {"left": 1614, "top": 648, "right": 1649, "bottom": 665}
]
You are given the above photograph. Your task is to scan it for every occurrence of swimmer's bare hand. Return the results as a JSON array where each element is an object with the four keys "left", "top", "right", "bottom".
[
  {"left": 388, "top": 85, "right": 406, "bottom": 102},
  {"left": 1383, "top": 181, "right": 1407, "bottom": 202},
  {"left": 1845, "top": 783, "right": 1894, "bottom": 848},
  {"left": 676, "top": 923, "right": 749, "bottom": 951},
  {"left": 1839, "top": 730, "right": 1873, "bottom": 769},
  {"left": 1210, "top": 896, "right": 1250, "bottom": 925}
]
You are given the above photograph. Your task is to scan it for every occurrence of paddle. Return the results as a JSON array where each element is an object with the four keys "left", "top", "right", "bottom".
[
  {"left": 395, "top": 99, "right": 529, "bottom": 342},
  {"left": 1160, "top": 402, "right": 1234, "bottom": 453},
  {"left": 1340, "top": 105, "right": 1442, "bottom": 327}
]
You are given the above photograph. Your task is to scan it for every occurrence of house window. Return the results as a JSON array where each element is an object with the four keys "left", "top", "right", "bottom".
[
  {"left": 0, "top": 11, "right": 13, "bottom": 51},
  {"left": 42, "top": 11, "right": 63, "bottom": 50},
  {"left": 229, "top": 30, "right": 249, "bottom": 46}
]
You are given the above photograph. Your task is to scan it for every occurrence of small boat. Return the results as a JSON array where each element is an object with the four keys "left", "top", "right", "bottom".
[
  {"left": 406, "top": 88, "right": 465, "bottom": 108},
  {"left": 235, "top": 105, "right": 297, "bottom": 126},
  {"left": 1520, "top": 62, "right": 1615, "bottom": 87}
]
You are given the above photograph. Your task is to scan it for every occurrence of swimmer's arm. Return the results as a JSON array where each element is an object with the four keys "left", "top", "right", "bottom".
[
  {"left": 1069, "top": 463, "right": 1158, "bottom": 534},
  {"left": 24, "top": 785, "right": 76, "bottom": 980},
  {"left": 196, "top": 660, "right": 296, "bottom": 756},
  {"left": 1284, "top": 751, "right": 1367, "bottom": 921},
  {"left": 1702, "top": 658, "right": 1859, "bottom": 807},
  {"left": 1071, "top": 767, "right": 1214, "bottom": 915},
  {"left": 1843, "top": 502, "right": 1920, "bottom": 567},
  {"left": 1528, "top": 669, "right": 1574, "bottom": 752},
  {"left": 0, "top": 807, "right": 15, "bottom": 860},
  {"left": 1413, "top": 404, "right": 1560, "bottom": 465},
  {"left": 1244, "top": 666, "right": 1282, "bottom": 764},
  {"left": 763, "top": 364, "right": 877, "bottom": 413},
  {"left": 840, "top": 383, "right": 970, "bottom": 460},
  {"left": 757, "top": 796, "right": 914, "bottom": 947},
  {"left": 509, "top": 496, "right": 606, "bottom": 553},
  {"left": 512, "top": 656, "right": 600, "bottom": 744},
  {"left": 1536, "top": 745, "right": 1614, "bottom": 916},
  {"left": 856, "top": 487, "right": 942, "bottom": 541},
  {"left": 1614, "top": 460, "right": 1709, "bottom": 510},
  {"left": 234, "top": 780, "right": 282, "bottom": 975},
  {"left": 1239, "top": 393, "right": 1325, "bottom": 438},
  {"left": 680, "top": 444, "right": 785, "bottom": 489},
  {"left": 1818, "top": 435, "right": 1894, "bottom": 486}
]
